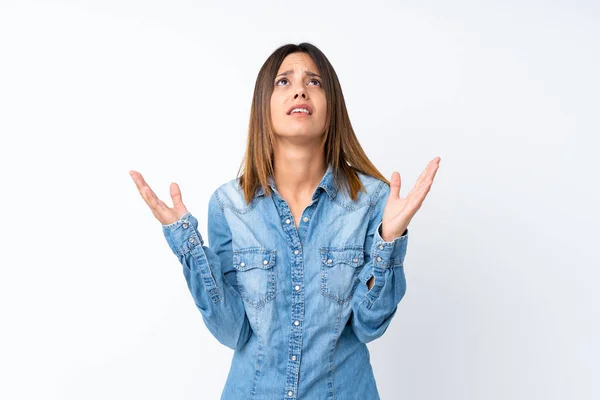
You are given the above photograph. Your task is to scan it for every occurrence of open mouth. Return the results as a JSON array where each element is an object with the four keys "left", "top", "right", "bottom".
[
  {"left": 287, "top": 104, "right": 313, "bottom": 115},
  {"left": 289, "top": 109, "right": 311, "bottom": 116}
]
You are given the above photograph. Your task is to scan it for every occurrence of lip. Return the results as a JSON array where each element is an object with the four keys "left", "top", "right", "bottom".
[{"left": 287, "top": 104, "right": 313, "bottom": 115}]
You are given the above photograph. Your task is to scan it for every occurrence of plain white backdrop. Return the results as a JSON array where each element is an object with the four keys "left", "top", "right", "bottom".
[{"left": 0, "top": 0, "right": 598, "bottom": 399}]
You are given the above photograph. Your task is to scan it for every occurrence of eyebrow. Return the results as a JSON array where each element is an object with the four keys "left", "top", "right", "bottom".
[{"left": 276, "top": 69, "right": 321, "bottom": 78}]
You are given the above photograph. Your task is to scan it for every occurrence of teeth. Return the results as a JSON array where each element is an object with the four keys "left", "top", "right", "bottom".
[{"left": 291, "top": 108, "right": 309, "bottom": 114}]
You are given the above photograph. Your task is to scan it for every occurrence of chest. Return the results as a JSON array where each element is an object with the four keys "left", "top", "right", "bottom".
[{"left": 226, "top": 190, "right": 373, "bottom": 303}]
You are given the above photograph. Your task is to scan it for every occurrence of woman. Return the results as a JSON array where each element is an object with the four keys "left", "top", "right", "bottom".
[{"left": 130, "top": 42, "right": 440, "bottom": 399}]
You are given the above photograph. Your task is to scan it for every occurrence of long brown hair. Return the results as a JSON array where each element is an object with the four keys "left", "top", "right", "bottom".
[{"left": 237, "top": 42, "right": 389, "bottom": 204}]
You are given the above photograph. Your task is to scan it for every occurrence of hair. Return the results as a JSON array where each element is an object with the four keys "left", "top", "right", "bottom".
[{"left": 237, "top": 42, "right": 389, "bottom": 204}]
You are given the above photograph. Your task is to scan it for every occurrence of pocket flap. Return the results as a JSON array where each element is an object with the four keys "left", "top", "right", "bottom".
[
  {"left": 233, "top": 247, "right": 277, "bottom": 271},
  {"left": 319, "top": 246, "right": 364, "bottom": 267}
]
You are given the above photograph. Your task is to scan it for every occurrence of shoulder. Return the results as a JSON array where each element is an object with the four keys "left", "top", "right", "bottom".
[{"left": 210, "top": 177, "right": 258, "bottom": 213}]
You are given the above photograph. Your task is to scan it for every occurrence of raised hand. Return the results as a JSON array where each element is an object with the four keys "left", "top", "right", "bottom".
[
  {"left": 129, "top": 170, "right": 189, "bottom": 225},
  {"left": 381, "top": 157, "right": 441, "bottom": 241}
]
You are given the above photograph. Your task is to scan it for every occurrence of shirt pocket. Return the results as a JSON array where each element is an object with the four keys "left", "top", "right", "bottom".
[
  {"left": 232, "top": 247, "right": 277, "bottom": 309},
  {"left": 319, "top": 245, "right": 365, "bottom": 304}
]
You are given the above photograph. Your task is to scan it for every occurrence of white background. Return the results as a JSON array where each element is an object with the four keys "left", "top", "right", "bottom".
[{"left": 0, "top": 0, "right": 598, "bottom": 399}]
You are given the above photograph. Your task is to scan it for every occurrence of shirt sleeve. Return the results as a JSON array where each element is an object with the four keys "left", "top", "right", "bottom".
[
  {"left": 161, "top": 189, "right": 252, "bottom": 351},
  {"left": 351, "top": 181, "right": 409, "bottom": 344}
]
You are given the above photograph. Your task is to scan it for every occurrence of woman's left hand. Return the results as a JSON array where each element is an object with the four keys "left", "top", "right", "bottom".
[{"left": 381, "top": 157, "right": 441, "bottom": 241}]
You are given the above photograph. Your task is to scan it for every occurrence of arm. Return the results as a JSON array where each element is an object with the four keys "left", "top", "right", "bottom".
[
  {"left": 351, "top": 181, "right": 409, "bottom": 344},
  {"left": 162, "top": 190, "right": 252, "bottom": 351}
]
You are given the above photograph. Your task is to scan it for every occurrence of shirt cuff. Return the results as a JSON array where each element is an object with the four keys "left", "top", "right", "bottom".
[
  {"left": 372, "top": 220, "right": 408, "bottom": 268},
  {"left": 161, "top": 212, "right": 204, "bottom": 256}
]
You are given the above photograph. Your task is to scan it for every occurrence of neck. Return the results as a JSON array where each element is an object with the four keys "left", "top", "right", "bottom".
[{"left": 272, "top": 142, "right": 327, "bottom": 200}]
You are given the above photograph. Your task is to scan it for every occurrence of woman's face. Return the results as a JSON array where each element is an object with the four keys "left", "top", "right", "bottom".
[{"left": 270, "top": 52, "right": 327, "bottom": 141}]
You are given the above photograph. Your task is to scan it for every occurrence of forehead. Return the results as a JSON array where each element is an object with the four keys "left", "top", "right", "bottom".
[{"left": 277, "top": 52, "right": 320, "bottom": 74}]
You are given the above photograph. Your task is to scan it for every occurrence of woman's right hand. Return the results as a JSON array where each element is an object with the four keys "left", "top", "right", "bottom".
[{"left": 129, "top": 170, "right": 189, "bottom": 226}]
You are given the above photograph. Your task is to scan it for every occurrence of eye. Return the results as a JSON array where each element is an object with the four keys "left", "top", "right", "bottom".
[
  {"left": 275, "top": 78, "right": 288, "bottom": 86},
  {"left": 308, "top": 79, "right": 321, "bottom": 86}
]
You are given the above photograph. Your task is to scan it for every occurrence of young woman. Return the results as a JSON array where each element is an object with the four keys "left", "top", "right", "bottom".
[{"left": 130, "top": 42, "right": 440, "bottom": 400}]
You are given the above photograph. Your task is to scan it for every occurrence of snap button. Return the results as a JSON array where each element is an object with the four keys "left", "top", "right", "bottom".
[
  {"left": 327, "top": 259, "right": 332, "bottom": 264},
  {"left": 263, "top": 259, "right": 268, "bottom": 265},
  {"left": 188, "top": 237, "right": 194, "bottom": 243},
  {"left": 291, "top": 355, "right": 297, "bottom": 361},
  {"left": 378, "top": 244, "right": 384, "bottom": 250},
  {"left": 294, "top": 320, "right": 300, "bottom": 326},
  {"left": 240, "top": 262, "right": 245, "bottom": 267},
  {"left": 182, "top": 223, "right": 188, "bottom": 229},
  {"left": 353, "top": 258, "right": 358, "bottom": 262},
  {"left": 294, "top": 250, "right": 299, "bottom": 255},
  {"left": 303, "top": 217, "right": 309, "bottom": 222},
  {"left": 285, "top": 219, "right": 291, "bottom": 224},
  {"left": 294, "top": 285, "right": 300, "bottom": 291},
  {"left": 377, "top": 256, "right": 382, "bottom": 262},
  {"left": 288, "top": 391, "right": 293, "bottom": 397}
]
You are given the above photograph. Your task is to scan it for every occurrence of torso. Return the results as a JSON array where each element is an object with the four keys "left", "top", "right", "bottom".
[{"left": 212, "top": 171, "right": 391, "bottom": 399}]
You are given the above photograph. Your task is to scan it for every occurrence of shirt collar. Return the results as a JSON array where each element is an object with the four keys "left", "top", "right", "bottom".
[{"left": 254, "top": 163, "right": 337, "bottom": 200}]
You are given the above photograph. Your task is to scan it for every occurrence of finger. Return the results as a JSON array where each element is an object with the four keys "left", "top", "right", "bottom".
[
  {"left": 405, "top": 158, "right": 439, "bottom": 203},
  {"left": 170, "top": 182, "right": 185, "bottom": 209},
  {"left": 129, "top": 170, "right": 146, "bottom": 192},
  {"left": 413, "top": 163, "right": 431, "bottom": 189},
  {"left": 130, "top": 170, "right": 158, "bottom": 201},
  {"left": 423, "top": 160, "right": 440, "bottom": 189},
  {"left": 406, "top": 164, "right": 431, "bottom": 199},
  {"left": 389, "top": 171, "right": 401, "bottom": 201},
  {"left": 416, "top": 181, "right": 433, "bottom": 209},
  {"left": 406, "top": 183, "right": 425, "bottom": 205},
  {"left": 141, "top": 186, "right": 160, "bottom": 210},
  {"left": 415, "top": 158, "right": 438, "bottom": 189},
  {"left": 414, "top": 175, "right": 435, "bottom": 205},
  {"left": 407, "top": 174, "right": 433, "bottom": 204},
  {"left": 130, "top": 171, "right": 174, "bottom": 223},
  {"left": 430, "top": 162, "right": 440, "bottom": 182},
  {"left": 428, "top": 157, "right": 441, "bottom": 180},
  {"left": 131, "top": 171, "right": 164, "bottom": 207},
  {"left": 150, "top": 197, "right": 171, "bottom": 223},
  {"left": 146, "top": 186, "right": 170, "bottom": 213},
  {"left": 140, "top": 183, "right": 170, "bottom": 216},
  {"left": 130, "top": 171, "right": 155, "bottom": 209}
]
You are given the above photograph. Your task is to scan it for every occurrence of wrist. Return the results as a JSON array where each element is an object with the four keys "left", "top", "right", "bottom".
[{"left": 380, "top": 223, "right": 407, "bottom": 242}]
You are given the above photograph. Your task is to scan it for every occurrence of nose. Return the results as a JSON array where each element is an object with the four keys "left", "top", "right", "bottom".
[{"left": 293, "top": 82, "right": 307, "bottom": 99}]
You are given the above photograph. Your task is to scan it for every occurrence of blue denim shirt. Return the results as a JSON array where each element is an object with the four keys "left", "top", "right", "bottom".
[{"left": 162, "top": 163, "right": 409, "bottom": 399}]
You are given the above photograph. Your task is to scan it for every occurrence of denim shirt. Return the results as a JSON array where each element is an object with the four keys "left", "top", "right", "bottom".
[{"left": 162, "top": 163, "right": 409, "bottom": 400}]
